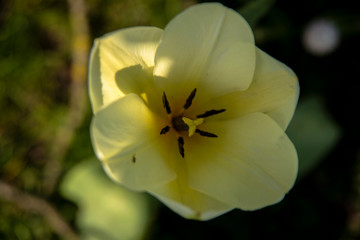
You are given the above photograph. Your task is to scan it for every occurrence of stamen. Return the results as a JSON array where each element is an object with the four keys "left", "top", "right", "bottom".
[
  {"left": 178, "top": 137, "right": 185, "bottom": 158},
  {"left": 162, "top": 92, "right": 171, "bottom": 114},
  {"left": 195, "top": 129, "right": 218, "bottom": 138},
  {"left": 183, "top": 88, "right": 197, "bottom": 109},
  {"left": 160, "top": 126, "right": 170, "bottom": 135},
  {"left": 197, "top": 109, "right": 226, "bottom": 118}
]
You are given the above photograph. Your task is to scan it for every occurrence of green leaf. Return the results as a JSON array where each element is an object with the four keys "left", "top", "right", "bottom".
[
  {"left": 286, "top": 96, "right": 341, "bottom": 178},
  {"left": 238, "top": 0, "right": 276, "bottom": 27},
  {"left": 60, "top": 159, "right": 154, "bottom": 240}
]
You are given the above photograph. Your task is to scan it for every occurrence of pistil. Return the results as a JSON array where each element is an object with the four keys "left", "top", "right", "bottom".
[
  {"left": 182, "top": 117, "right": 204, "bottom": 137},
  {"left": 172, "top": 116, "right": 189, "bottom": 131}
]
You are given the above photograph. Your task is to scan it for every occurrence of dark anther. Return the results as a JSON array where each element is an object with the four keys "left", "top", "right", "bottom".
[
  {"left": 195, "top": 129, "right": 218, "bottom": 138},
  {"left": 160, "top": 126, "right": 170, "bottom": 135},
  {"left": 197, "top": 109, "right": 226, "bottom": 118},
  {"left": 132, "top": 154, "right": 136, "bottom": 163},
  {"left": 184, "top": 88, "right": 197, "bottom": 109},
  {"left": 162, "top": 92, "right": 171, "bottom": 114},
  {"left": 178, "top": 137, "right": 185, "bottom": 158}
]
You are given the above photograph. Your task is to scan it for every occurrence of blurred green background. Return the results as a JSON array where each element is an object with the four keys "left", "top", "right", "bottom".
[{"left": 1, "top": 0, "right": 359, "bottom": 239}]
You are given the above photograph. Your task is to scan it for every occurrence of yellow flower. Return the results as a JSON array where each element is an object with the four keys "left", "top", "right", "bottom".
[{"left": 89, "top": 3, "right": 299, "bottom": 220}]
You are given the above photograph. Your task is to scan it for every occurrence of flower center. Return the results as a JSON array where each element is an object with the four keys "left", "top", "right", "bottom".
[
  {"left": 172, "top": 116, "right": 204, "bottom": 137},
  {"left": 160, "top": 88, "right": 226, "bottom": 157}
]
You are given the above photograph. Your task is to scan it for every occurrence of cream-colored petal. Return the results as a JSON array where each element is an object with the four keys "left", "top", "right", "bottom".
[
  {"left": 89, "top": 27, "right": 163, "bottom": 113},
  {"left": 149, "top": 181, "right": 233, "bottom": 220},
  {"left": 188, "top": 48, "right": 299, "bottom": 130},
  {"left": 185, "top": 112, "right": 298, "bottom": 210},
  {"left": 247, "top": 49, "right": 299, "bottom": 129},
  {"left": 90, "top": 94, "right": 175, "bottom": 190},
  {"left": 88, "top": 41, "right": 103, "bottom": 113},
  {"left": 114, "top": 65, "right": 164, "bottom": 116},
  {"left": 153, "top": 3, "right": 255, "bottom": 110},
  {"left": 142, "top": 135, "right": 233, "bottom": 220}
]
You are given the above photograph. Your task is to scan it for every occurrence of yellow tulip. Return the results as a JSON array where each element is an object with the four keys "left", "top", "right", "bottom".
[{"left": 89, "top": 3, "right": 299, "bottom": 220}]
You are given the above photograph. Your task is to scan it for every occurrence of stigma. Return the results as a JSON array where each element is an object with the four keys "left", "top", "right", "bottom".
[{"left": 182, "top": 117, "right": 204, "bottom": 137}]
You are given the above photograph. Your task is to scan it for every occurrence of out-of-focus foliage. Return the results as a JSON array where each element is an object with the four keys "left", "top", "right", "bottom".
[
  {"left": 238, "top": 0, "right": 275, "bottom": 27},
  {"left": 0, "top": 0, "right": 70, "bottom": 183},
  {"left": 86, "top": 0, "right": 192, "bottom": 35},
  {"left": 1, "top": 0, "right": 360, "bottom": 239},
  {"left": 1, "top": 0, "right": 72, "bottom": 238},
  {"left": 287, "top": 96, "right": 341, "bottom": 178},
  {"left": 61, "top": 159, "right": 154, "bottom": 240}
]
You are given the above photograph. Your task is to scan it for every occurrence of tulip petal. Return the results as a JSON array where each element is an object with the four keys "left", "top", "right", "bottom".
[
  {"left": 149, "top": 181, "right": 233, "bottom": 220},
  {"left": 89, "top": 27, "right": 163, "bottom": 113},
  {"left": 186, "top": 112, "right": 298, "bottom": 210},
  {"left": 188, "top": 48, "right": 299, "bottom": 130},
  {"left": 238, "top": 48, "right": 299, "bottom": 129},
  {"left": 135, "top": 135, "right": 233, "bottom": 220},
  {"left": 154, "top": 3, "right": 255, "bottom": 109},
  {"left": 90, "top": 94, "right": 175, "bottom": 190}
]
